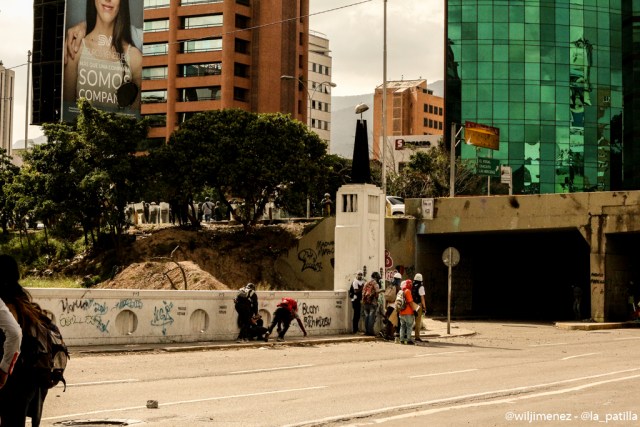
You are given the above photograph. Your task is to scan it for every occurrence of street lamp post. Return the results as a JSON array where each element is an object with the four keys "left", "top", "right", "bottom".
[{"left": 281, "top": 75, "right": 337, "bottom": 218}]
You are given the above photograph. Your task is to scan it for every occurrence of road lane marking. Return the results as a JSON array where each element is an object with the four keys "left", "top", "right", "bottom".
[
  {"left": 561, "top": 352, "right": 600, "bottom": 360},
  {"left": 343, "top": 372, "right": 640, "bottom": 425},
  {"left": 229, "top": 364, "right": 314, "bottom": 374},
  {"left": 410, "top": 368, "right": 478, "bottom": 379},
  {"left": 66, "top": 379, "right": 140, "bottom": 387},
  {"left": 43, "top": 385, "right": 328, "bottom": 421},
  {"left": 413, "top": 350, "right": 468, "bottom": 358},
  {"left": 529, "top": 342, "right": 568, "bottom": 347},
  {"left": 614, "top": 336, "right": 640, "bottom": 341},
  {"left": 282, "top": 367, "right": 640, "bottom": 427}
]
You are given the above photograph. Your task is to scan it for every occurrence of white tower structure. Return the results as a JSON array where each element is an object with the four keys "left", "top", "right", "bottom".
[{"left": 333, "top": 183, "right": 385, "bottom": 290}]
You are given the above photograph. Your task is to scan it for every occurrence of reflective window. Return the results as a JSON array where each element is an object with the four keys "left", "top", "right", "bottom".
[
  {"left": 142, "top": 66, "right": 168, "bottom": 80},
  {"left": 141, "top": 90, "right": 168, "bottom": 103},
  {"left": 143, "top": 43, "right": 168, "bottom": 56},
  {"left": 183, "top": 39, "right": 222, "bottom": 53},
  {"left": 183, "top": 15, "right": 223, "bottom": 29},
  {"left": 144, "top": 19, "right": 169, "bottom": 32},
  {"left": 144, "top": 0, "right": 170, "bottom": 9},
  {"left": 179, "top": 86, "right": 222, "bottom": 102},
  {"left": 179, "top": 62, "right": 222, "bottom": 77}
]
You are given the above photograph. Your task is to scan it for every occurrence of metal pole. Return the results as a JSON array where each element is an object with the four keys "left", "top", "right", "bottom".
[
  {"left": 447, "top": 247, "right": 452, "bottom": 335},
  {"left": 488, "top": 150, "right": 492, "bottom": 196},
  {"left": 449, "top": 122, "right": 456, "bottom": 197},
  {"left": 24, "top": 50, "right": 31, "bottom": 151},
  {"left": 381, "top": 0, "right": 387, "bottom": 193}
]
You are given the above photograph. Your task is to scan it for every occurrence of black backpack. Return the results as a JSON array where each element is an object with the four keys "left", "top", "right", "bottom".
[
  {"left": 234, "top": 287, "right": 253, "bottom": 311},
  {"left": 23, "top": 316, "right": 70, "bottom": 391}
]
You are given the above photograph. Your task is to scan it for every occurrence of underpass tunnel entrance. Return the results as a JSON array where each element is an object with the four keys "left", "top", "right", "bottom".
[
  {"left": 604, "top": 232, "right": 640, "bottom": 321},
  {"left": 417, "top": 229, "right": 590, "bottom": 321}
]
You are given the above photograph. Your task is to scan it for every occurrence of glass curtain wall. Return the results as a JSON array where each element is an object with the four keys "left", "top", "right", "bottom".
[{"left": 446, "top": 0, "right": 624, "bottom": 194}]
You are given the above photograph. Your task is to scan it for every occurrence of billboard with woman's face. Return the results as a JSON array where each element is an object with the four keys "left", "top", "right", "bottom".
[{"left": 62, "top": 0, "right": 144, "bottom": 121}]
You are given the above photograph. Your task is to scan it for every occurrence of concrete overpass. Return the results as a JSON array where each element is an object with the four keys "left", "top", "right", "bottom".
[{"left": 405, "top": 191, "right": 640, "bottom": 322}]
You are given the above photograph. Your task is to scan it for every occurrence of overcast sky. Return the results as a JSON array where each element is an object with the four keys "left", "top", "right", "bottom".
[{"left": 0, "top": 0, "right": 444, "bottom": 143}]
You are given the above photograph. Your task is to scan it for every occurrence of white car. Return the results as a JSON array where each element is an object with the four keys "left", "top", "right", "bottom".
[{"left": 386, "top": 196, "right": 405, "bottom": 215}]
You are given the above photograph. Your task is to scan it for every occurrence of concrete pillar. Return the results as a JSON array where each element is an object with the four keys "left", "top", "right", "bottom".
[
  {"left": 333, "top": 184, "right": 385, "bottom": 290},
  {"left": 584, "top": 215, "right": 606, "bottom": 322}
]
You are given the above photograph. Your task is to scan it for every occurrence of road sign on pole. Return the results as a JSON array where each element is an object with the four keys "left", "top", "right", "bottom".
[
  {"left": 477, "top": 157, "right": 500, "bottom": 177},
  {"left": 442, "top": 247, "right": 460, "bottom": 335}
]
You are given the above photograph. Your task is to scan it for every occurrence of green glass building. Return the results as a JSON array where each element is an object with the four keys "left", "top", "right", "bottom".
[{"left": 446, "top": 0, "right": 638, "bottom": 194}]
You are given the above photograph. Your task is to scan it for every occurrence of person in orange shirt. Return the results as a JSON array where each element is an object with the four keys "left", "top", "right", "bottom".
[{"left": 398, "top": 280, "right": 416, "bottom": 345}]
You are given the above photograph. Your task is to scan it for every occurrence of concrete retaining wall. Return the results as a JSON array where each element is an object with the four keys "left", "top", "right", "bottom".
[{"left": 29, "top": 288, "right": 349, "bottom": 346}]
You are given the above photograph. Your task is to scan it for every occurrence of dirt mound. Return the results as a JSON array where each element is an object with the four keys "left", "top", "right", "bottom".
[
  {"left": 86, "top": 222, "right": 310, "bottom": 290},
  {"left": 97, "top": 260, "right": 228, "bottom": 290}
]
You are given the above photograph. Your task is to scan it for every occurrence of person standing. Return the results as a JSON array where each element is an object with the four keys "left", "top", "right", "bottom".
[
  {"left": 0, "top": 298, "right": 21, "bottom": 391},
  {"left": 202, "top": 197, "right": 214, "bottom": 223},
  {"left": 398, "top": 280, "right": 416, "bottom": 345},
  {"left": 412, "top": 273, "right": 427, "bottom": 342},
  {"left": 321, "top": 193, "right": 333, "bottom": 217},
  {"left": 264, "top": 297, "right": 307, "bottom": 342},
  {"left": 349, "top": 271, "right": 365, "bottom": 334},
  {"left": 234, "top": 283, "right": 258, "bottom": 343},
  {"left": 0, "top": 255, "right": 50, "bottom": 427},
  {"left": 214, "top": 201, "right": 224, "bottom": 222},
  {"left": 361, "top": 271, "right": 381, "bottom": 336},
  {"left": 572, "top": 284, "right": 583, "bottom": 321},
  {"left": 381, "top": 272, "right": 402, "bottom": 340}
]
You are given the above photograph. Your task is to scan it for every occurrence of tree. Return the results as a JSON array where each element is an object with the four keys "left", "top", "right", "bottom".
[
  {"left": 386, "top": 144, "right": 483, "bottom": 198},
  {"left": 0, "top": 149, "right": 20, "bottom": 234},
  {"left": 159, "top": 109, "right": 329, "bottom": 230}
]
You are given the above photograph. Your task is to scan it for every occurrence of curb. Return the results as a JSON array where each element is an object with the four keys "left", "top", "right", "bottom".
[{"left": 555, "top": 321, "right": 640, "bottom": 331}]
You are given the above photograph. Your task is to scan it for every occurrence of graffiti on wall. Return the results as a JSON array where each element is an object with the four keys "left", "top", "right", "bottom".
[
  {"left": 384, "top": 250, "right": 415, "bottom": 281},
  {"left": 58, "top": 298, "right": 111, "bottom": 333},
  {"left": 297, "top": 240, "right": 335, "bottom": 273},
  {"left": 151, "top": 301, "right": 175, "bottom": 335},
  {"left": 301, "top": 302, "right": 332, "bottom": 329}
]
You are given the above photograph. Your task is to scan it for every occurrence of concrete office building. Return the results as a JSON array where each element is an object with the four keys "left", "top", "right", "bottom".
[
  {"left": 308, "top": 31, "right": 334, "bottom": 148},
  {"left": 446, "top": 0, "right": 639, "bottom": 195},
  {"left": 0, "top": 62, "right": 15, "bottom": 157},
  {"left": 31, "top": 0, "right": 309, "bottom": 145},
  {"left": 373, "top": 79, "right": 444, "bottom": 163}
]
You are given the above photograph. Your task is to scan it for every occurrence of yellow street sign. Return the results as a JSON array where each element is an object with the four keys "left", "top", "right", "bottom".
[{"left": 465, "top": 121, "right": 500, "bottom": 150}]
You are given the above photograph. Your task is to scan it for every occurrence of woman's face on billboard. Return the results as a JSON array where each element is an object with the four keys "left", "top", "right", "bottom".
[{"left": 95, "top": 0, "right": 121, "bottom": 25}]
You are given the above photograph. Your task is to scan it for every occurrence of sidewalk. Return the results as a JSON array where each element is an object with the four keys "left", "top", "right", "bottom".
[
  {"left": 555, "top": 319, "right": 640, "bottom": 331},
  {"left": 69, "top": 319, "right": 476, "bottom": 355}
]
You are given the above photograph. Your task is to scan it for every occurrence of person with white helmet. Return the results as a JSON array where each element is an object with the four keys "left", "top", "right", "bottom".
[
  {"left": 411, "top": 273, "right": 427, "bottom": 342},
  {"left": 349, "top": 270, "right": 366, "bottom": 333}
]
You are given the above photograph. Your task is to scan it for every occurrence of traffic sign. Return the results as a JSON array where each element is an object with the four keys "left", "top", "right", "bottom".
[
  {"left": 442, "top": 247, "right": 460, "bottom": 267},
  {"left": 477, "top": 157, "right": 500, "bottom": 177}
]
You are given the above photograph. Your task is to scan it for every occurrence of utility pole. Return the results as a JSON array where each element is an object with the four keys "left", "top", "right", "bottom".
[{"left": 24, "top": 50, "right": 31, "bottom": 151}]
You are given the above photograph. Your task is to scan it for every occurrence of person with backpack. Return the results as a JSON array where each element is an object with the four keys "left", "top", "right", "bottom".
[
  {"left": 349, "top": 270, "right": 365, "bottom": 334},
  {"left": 380, "top": 272, "right": 402, "bottom": 340},
  {"left": 264, "top": 297, "right": 307, "bottom": 342},
  {"left": 362, "top": 271, "right": 382, "bottom": 336},
  {"left": 0, "top": 297, "right": 21, "bottom": 390},
  {"left": 234, "top": 283, "right": 258, "bottom": 343},
  {"left": 0, "top": 254, "right": 52, "bottom": 427},
  {"left": 398, "top": 279, "right": 416, "bottom": 345},
  {"left": 412, "top": 273, "right": 427, "bottom": 342}
]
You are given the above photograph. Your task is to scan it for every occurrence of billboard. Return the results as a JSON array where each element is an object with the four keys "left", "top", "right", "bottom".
[
  {"left": 464, "top": 121, "right": 500, "bottom": 150},
  {"left": 62, "top": 0, "right": 144, "bottom": 121}
]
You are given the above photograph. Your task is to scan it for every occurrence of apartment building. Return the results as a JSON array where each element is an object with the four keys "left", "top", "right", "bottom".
[
  {"left": 0, "top": 62, "right": 15, "bottom": 157},
  {"left": 32, "top": 0, "right": 309, "bottom": 145},
  {"left": 141, "top": 0, "right": 308, "bottom": 142},
  {"left": 307, "top": 31, "right": 334, "bottom": 148},
  {"left": 372, "top": 79, "right": 444, "bottom": 162}
]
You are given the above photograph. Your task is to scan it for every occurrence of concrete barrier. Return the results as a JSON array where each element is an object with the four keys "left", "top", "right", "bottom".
[{"left": 28, "top": 288, "right": 349, "bottom": 346}]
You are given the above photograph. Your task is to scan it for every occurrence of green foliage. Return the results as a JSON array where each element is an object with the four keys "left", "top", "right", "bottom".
[
  {"left": 386, "top": 144, "right": 483, "bottom": 198},
  {"left": 153, "top": 109, "right": 330, "bottom": 230}
]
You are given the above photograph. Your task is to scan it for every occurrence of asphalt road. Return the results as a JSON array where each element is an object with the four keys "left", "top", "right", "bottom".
[{"left": 40, "top": 321, "right": 640, "bottom": 426}]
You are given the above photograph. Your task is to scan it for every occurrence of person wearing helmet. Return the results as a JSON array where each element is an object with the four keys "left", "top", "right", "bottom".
[
  {"left": 361, "top": 271, "right": 382, "bottom": 336},
  {"left": 399, "top": 280, "right": 416, "bottom": 344},
  {"left": 321, "top": 193, "right": 333, "bottom": 217},
  {"left": 349, "top": 270, "right": 366, "bottom": 334},
  {"left": 412, "top": 273, "right": 427, "bottom": 342},
  {"left": 234, "top": 283, "right": 258, "bottom": 343}
]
